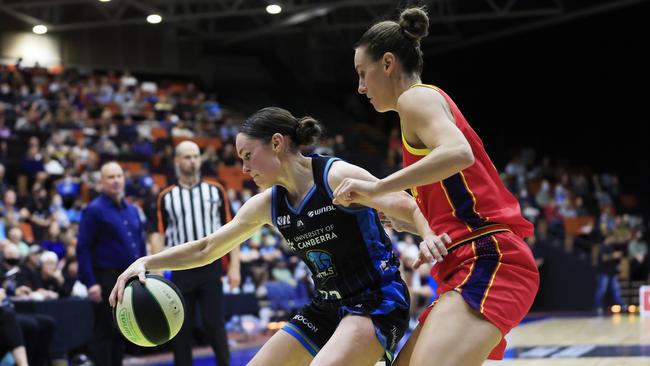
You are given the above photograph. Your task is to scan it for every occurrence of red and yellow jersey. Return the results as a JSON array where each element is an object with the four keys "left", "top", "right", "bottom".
[{"left": 401, "top": 84, "right": 533, "bottom": 249}]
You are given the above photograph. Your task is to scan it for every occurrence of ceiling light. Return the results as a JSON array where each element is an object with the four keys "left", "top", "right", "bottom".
[
  {"left": 147, "top": 14, "right": 162, "bottom": 24},
  {"left": 32, "top": 25, "right": 48, "bottom": 34},
  {"left": 266, "top": 4, "right": 282, "bottom": 15},
  {"left": 99, "top": 0, "right": 111, "bottom": 3}
]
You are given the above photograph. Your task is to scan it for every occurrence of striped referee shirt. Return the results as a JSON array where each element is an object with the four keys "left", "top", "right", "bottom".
[{"left": 157, "top": 180, "right": 232, "bottom": 247}]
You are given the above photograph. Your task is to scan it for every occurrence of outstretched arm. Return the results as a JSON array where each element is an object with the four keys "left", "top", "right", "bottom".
[
  {"left": 109, "top": 189, "right": 273, "bottom": 306},
  {"left": 328, "top": 161, "right": 449, "bottom": 263},
  {"left": 329, "top": 160, "right": 427, "bottom": 235}
]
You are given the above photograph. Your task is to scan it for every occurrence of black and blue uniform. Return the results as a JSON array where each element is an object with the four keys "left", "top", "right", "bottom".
[{"left": 272, "top": 155, "right": 409, "bottom": 362}]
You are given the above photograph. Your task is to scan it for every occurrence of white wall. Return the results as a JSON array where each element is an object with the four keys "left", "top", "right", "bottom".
[{"left": 1, "top": 31, "right": 61, "bottom": 67}]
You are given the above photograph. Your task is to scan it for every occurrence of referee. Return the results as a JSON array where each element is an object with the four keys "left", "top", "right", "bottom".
[{"left": 153, "top": 141, "right": 240, "bottom": 366}]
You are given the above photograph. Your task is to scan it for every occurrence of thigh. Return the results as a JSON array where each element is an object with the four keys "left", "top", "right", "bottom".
[
  {"left": 310, "top": 315, "right": 384, "bottom": 366},
  {"left": 247, "top": 329, "right": 312, "bottom": 366},
  {"left": 409, "top": 291, "right": 501, "bottom": 366},
  {"left": 392, "top": 323, "right": 422, "bottom": 366}
]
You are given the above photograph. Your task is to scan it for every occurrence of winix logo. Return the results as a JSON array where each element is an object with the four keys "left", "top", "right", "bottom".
[
  {"left": 277, "top": 215, "right": 291, "bottom": 226},
  {"left": 307, "top": 205, "right": 335, "bottom": 218}
]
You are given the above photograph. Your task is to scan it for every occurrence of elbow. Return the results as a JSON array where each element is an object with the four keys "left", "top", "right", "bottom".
[
  {"left": 197, "top": 239, "right": 210, "bottom": 259},
  {"left": 456, "top": 145, "right": 475, "bottom": 170}
]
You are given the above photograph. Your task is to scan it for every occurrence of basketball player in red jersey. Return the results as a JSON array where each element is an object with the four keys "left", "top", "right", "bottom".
[{"left": 333, "top": 7, "right": 540, "bottom": 366}]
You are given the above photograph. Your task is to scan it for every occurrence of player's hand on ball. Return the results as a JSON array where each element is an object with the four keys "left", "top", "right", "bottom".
[{"left": 109, "top": 258, "right": 147, "bottom": 307}]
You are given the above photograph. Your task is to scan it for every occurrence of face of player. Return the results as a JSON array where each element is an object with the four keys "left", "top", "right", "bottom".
[
  {"left": 354, "top": 46, "right": 394, "bottom": 112},
  {"left": 235, "top": 133, "right": 282, "bottom": 190}
]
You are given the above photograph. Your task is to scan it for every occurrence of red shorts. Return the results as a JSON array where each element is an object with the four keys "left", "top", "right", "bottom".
[{"left": 418, "top": 231, "right": 539, "bottom": 360}]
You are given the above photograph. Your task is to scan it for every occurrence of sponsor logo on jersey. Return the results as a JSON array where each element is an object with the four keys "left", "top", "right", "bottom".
[
  {"left": 296, "top": 219, "right": 305, "bottom": 231},
  {"left": 307, "top": 205, "right": 335, "bottom": 218},
  {"left": 306, "top": 249, "right": 337, "bottom": 280},
  {"left": 276, "top": 215, "right": 291, "bottom": 227}
]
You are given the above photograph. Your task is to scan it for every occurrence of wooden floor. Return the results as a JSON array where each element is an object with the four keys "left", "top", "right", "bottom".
[
  {"left": 125, "top": 314, "right": 650, "bottom": 366},
  {"left": 485, "top": 314, "right": 650, "bottom": 366}
]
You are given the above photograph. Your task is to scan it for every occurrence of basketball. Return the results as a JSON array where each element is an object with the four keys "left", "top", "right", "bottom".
[{"left": 113, "top": 274, "right": 185, "bottom": 347}]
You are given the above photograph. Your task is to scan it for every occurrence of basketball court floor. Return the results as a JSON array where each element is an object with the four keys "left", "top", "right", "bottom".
[{"left": 124, "top": 313, "right": 650, "bottom": 366}]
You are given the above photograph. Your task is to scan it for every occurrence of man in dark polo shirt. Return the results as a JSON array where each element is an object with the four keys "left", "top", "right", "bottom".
[{"left": 77, "top": 161, "right": 147, "bottom": 366}]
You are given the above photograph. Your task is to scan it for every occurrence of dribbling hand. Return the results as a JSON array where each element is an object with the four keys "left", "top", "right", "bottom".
[{"left": 109, "top": 258, "right": 147, "bottom": 308}]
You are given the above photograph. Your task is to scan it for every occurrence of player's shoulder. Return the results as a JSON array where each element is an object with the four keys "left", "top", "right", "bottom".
[
  {"left": 325, "top": 159, "right": 357, "bottom": 184},
  {"left": 397, "top": 84, "right": 446, "bottom": 110}
]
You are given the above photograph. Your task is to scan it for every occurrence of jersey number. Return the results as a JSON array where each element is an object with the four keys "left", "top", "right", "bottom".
[{"left": 318, "top": 290, "right": 342, "bottom": 300}]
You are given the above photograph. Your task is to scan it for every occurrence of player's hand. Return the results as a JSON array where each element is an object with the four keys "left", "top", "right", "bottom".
[
  {"left": 109, "top": 258, "right": 147, "bottom": 307},
  {"left": 227, "top": 267, "right": 241, "bottom": 290},
  {"left": 332, "top": 178, "right": 378, "bottom": 206},
  {"left": 413, "top": 233, "right": 452, "bottom": 269},
  {"left": 87, "top": 284, "right": 102, "bottom": 303}
]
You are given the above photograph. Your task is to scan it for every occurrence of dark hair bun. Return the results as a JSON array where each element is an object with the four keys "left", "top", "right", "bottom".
[
  {"left": 398, "top": 7, "right": 429, "bottom": 42},
  {"left": 295, "top": 116, "right": 322, "bottom": 146}
]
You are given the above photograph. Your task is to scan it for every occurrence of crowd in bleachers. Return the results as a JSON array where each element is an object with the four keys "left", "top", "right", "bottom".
[
  {"left": 499, "top": 151, "right": 647, "bottom": 282},
  {"left": 0, "top": 63, "right": 648, "bottom": 362}
]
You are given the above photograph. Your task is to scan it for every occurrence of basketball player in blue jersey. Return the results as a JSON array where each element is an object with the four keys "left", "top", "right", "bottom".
[{"left": 110, "top": 107, "right": 450, "bottom": 366}]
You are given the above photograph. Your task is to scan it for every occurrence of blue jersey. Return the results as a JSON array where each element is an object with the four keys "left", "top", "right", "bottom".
[{"left": 271, "top": 155, "right": 404, "bottom": 305}]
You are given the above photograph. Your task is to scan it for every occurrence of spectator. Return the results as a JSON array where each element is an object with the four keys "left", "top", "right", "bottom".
[
  {"left": 0, "top": 190, "right": 22, "bottom": 220},
  {"left": 41, "top": 222, "right": 66, "bottom": 260},
  {"left": 49, "top": 194, "right": 70, "bottom": 229},
  {"left": 61, "top": 256, "right": 81, "bottom": 297},
  {"left": 594, "top": 237, "right": 627, "bottom": 314},
  {"left": 57, "top": 173, "right": 82, "bottom": 206},
  {"left": 26, "top": 185, "right": 51, "bottom": 244},
  {"left": 4, "top": 227, "right": 29, "bottom": 258},
  {"left": 35, "top": 251, "right": 64, "bottom": 298},
  {"left": 171, "top": 120, "right": 194, "bottom": 138},
  {"left": 628, "top": 229, "right": 648, "bottom": 281},
  {"left": 1, "top": 244, "right": 31, "bottom": 299}
]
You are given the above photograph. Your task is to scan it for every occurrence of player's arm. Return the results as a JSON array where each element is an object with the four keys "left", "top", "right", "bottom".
[
  {"left": 376, "top": 88, "right": 475, "bottom": 194},
  {"left": 329, "top": 161, "right": 450, "bottom": 265},
  {"left": 110, "top": 189, "right": 272, "bottom": 306},
  {"left": 329, "top": 161, "right": 432, "bottom": 240},
  {"left": 378, "top": 211, "right": 419, "bottom": 235},
  {"left": 141, "top": 189, "right": 270, "bottom": 270}
]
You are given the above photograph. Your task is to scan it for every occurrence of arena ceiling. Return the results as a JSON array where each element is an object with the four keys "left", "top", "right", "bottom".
[{"left": 0, "top": 0, "right": 647, "bottom": 55}]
